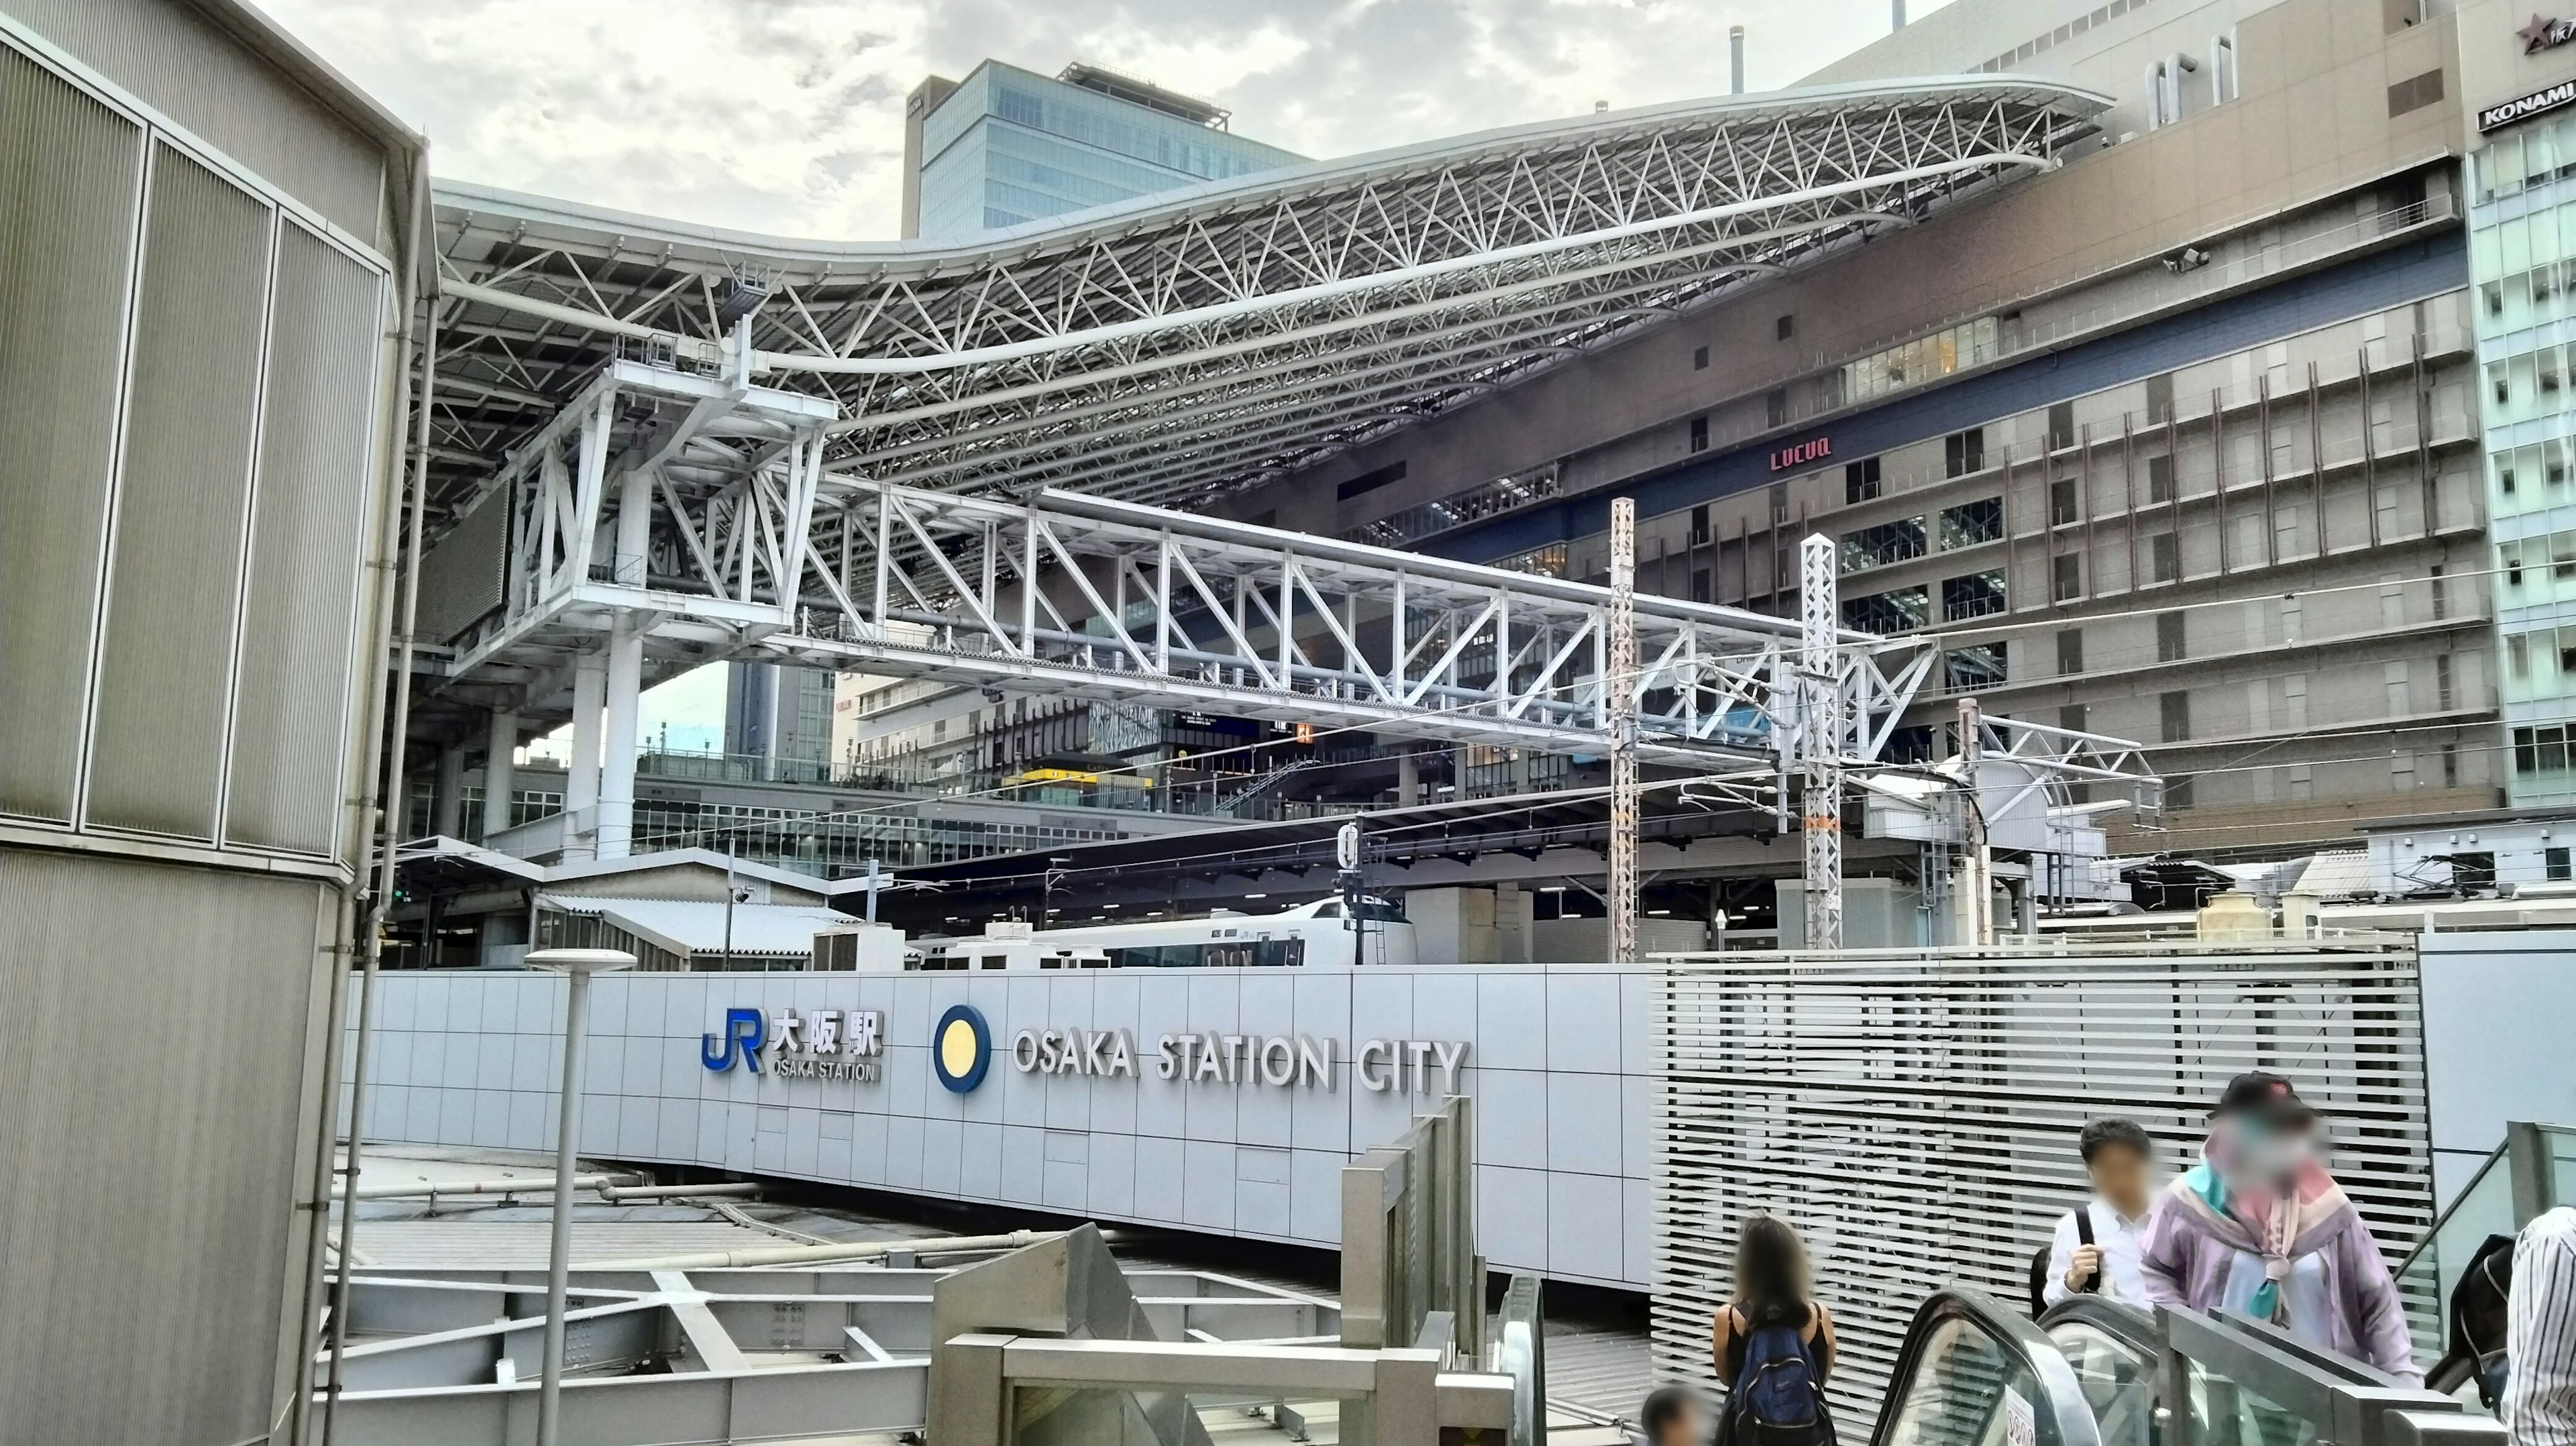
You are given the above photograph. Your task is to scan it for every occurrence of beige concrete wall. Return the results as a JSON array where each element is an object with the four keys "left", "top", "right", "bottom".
[{"left": 1231, "top": 0, "right": 2461, "bottom": 547}]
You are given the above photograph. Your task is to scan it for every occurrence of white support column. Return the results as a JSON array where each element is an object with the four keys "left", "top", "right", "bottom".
[
  {"left": 1798, "top": 534, "right": 1843, "bottom": 952},
  {"left": 1957, "top": 696, "right": 1992, "bottom": 948},
  {"left": 565, "top": 653, "right": 606, "bottom": 862},
  {"left": 433, "top": 745, "right": 467, "bottom": 840},
  {"left": 482, "top": 706, "right": 520, "bottom": 843},
  {"left": 1397, "top": 750, "right": 1420, "bottom": 807},
  {"left": 614, "top": 463, "right": 653, "bottom": 587},
  {"left": 598, "top": 623, "right": 643, "bottom": 858},
  {"left": 1607, "top": 498, "right": 1639, "bottom": 966}
]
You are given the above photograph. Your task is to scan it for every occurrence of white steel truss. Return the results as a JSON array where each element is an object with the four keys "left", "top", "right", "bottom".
[
  {"left": 423, "top": 78, "right": 2106, "bottom": 516},
  {"left": 433, "top": 355, "right": 1938, "bottom": 773}
]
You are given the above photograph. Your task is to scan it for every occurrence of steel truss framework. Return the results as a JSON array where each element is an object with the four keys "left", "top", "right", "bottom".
[
  {"left": 438, "top": 356, "right": 1936, "bottom": 774},
  {"left": 422, "top": 78, "right": 2107, "bottom": 518}
]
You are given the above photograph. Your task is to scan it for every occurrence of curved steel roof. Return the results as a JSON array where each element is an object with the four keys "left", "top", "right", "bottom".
[{"left": 427, "top": 75, "right": 2107, "bottom": 516}]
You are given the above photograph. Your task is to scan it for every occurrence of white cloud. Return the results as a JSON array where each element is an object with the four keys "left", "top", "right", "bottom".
[{"left": 261, "top": 0, "right": 1955, "bottom": 239}]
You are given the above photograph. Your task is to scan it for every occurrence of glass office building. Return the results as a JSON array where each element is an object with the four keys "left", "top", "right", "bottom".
[
  {"left": 908, "top": 62, "right": 1303, "bottom": 239},
  {"left": 2471, "top": 111, "right": 2576, "bottom": 805}
]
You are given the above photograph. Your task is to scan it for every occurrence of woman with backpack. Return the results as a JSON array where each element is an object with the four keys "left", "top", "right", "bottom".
[{"left": 1710, "top": 1213, "right": 1838, "bottom": 1446}]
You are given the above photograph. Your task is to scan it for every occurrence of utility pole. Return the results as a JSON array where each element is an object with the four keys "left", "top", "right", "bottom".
[
  {"left": 1957, "top": 696, "right": 1992, "bottom": 948},
  {"left": 1608, "top": 498, "right": 1640, "bottom": 964},
  {"left": 722, "top": 843, "right": 737, "bottom": 971},
  {"left": 1798, "top": 535, "right": 1843, "bottom": 951}
]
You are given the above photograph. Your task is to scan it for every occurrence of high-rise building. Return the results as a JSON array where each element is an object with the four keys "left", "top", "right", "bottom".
[
  {"left": 900, "top": 60, "right": 1303, "bottom": 239},
  {"left": 724, "top": 661, "right": 839, "bottom": 775},
  {"left": 1218, "top": 0, "right": 2490, "bottom": 859}
]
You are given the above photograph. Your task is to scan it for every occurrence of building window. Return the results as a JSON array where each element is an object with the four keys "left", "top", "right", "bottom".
[
  {"left": 2437, "top": 653, "right": 2454, "bottom": 710},
  {"left": 1689, "top": 504, "right": 1710, "bottom": 544},
  {"left": 2549, "top": 846, "right": 2572, "bottom": 882},
  {"left": 2387, "top": 68, "right": 2443, "bottom": 119},
  {"left": 2047, "top": 402, "right": 2076, "bottom": 451},
  {"left": 2431, "top": 564, "right": 2446, "bottom": 620},
  {"left": 2160, "top": 691, "right": 2191, "bottom": 742},
  {"left": 1693, "top": 344, "right": 1709, "bottom": 370},
  {"left": 2443, "top": 743, "right": 2459, "bottom": 788},
  {"left": 2050, "top": 478, "right": 2080, "bottom": 525},
  {"left": 2151, "top": 532, "right": 2180, "bottom": 582},
  {"left": 2515, "top": 725, "right": 2570, "bottom": 773},
  {"left": 2059, "top": 703, "right": 2088, "bottom": 733},
  {"left": 1944, "top": 428, "right": 1986, "bottom": 478},
  {"left": 1841, "top": 517, "right": 1927, "bottom": 571},
  {"left": 2056, "top": 629, "right": 2084, "bottom": 675},
  {"left": 2053, "top": 553, "right": 2082, "bottom": 601},
  {"left": 1842, "top": 586, "right": 1929, "bottom": 634},
  {"left": 2156, "top": 611, "right": 2186, "bottom": 662},
  {"left": 1691, "top": 569, "right": 1712, "bottom": 604},
  {"left": 2146, "top": 372, "right": 2176, "bottom": 424},
  {"left": 1942, "top": 571, "right": 2007, "bottom": 621},
  {"left": 2148, "top": 453, "right": 2174, "bottom": 503},
  {"left": 2512, "top": 634, "right": 2532, "bottom": 678},
  {"left": 1766, "top": 388, "right": 1788, "bottom": 427},
  {"left": 1845, "top": 457, "right": 1882, "bottom": 503},
  {"left": 1689, "top": 416, "right": 1708, "bottom": 453},
  {"left": 1776, "top": 314, "right": 1795, "bottom": 341},
  {"left": 1939, "top": 498, "right": 2004, "bottom": 549},
  {"left": 1945, "top": 643, "right": 2007, "bottom": 691},
  {"left": 2167, "top": 775, "right": 2194, "bottom": 810}
]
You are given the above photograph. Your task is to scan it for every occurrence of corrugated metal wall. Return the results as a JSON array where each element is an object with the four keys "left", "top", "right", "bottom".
[
  {"left": 1650, "top": 940, "right": 2433, "bottom": 1417},
  {"left": 0, "top": 0, "right": 386, "bottom": 241},
  {"left": 228, "top": 223, "right": 385, "bottom": 852},
  {"left": 0, "top": 26, "right": 388, "bottom": 860},
  {"left": 87, "top": 141, "right": 274, "bottom": 838},
  {"left": 0, "top": 5, "right": 406, "bottom": 1441},
  {"left": 0, "top": 46, "right": 140, "bottom": 821},
  {"left": 0, "top": 848, "right": 333, "bottom": 1446}
]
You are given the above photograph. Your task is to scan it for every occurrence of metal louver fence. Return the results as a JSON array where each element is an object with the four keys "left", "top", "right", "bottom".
[{"left": 1650, "top": 938, "right": 2431, "bottom": 1417}]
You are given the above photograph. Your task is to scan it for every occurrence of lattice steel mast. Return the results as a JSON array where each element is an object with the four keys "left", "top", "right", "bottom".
[{"left": 1609, "top": 498, "right": 1640, "bottom": 965}]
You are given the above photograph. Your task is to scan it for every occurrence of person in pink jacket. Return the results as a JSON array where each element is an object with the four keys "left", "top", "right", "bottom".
[{"left": 2139, "top": 1071, "right": 2420, "bottom": 1384}]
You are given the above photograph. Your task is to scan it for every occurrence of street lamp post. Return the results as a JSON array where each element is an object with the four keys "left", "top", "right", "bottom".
[{"left": 523, "top": 947, "right": 636, "bottom": 1446}]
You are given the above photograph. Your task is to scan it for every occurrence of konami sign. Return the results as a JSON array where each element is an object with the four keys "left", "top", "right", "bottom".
[
  {"left": 1770, "top": 435, "right": 1831, "bottom": 471},
  {"left": 2482, "top": 76, "right": 2576, "bottom": 131}
]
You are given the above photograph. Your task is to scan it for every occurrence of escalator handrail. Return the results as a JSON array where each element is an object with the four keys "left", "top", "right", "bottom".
[
  {"left": 2037, "top": 1296, "right": 2160, "bottom": 1361},
  {"left": 1869, "top": 1287, "right": 2106, "bottom": 1446}
]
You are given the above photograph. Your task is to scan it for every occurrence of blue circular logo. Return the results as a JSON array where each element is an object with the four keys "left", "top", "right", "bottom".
[{"left": 931, "top": 1004, "right": 992, "bottom": 1093}]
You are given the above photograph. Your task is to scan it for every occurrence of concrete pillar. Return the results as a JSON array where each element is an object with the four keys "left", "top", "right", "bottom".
[
  {"left": 433, "top": 745, "right": 466, "bottom": 838},
  {"left": 598, "top": 624, "right": 644, "bottom": 858},
  {"left": 566, "top": 653, "right": 605, "bottom": 861},
  {"left": 1397, "top": 750, "right": 1420, "bottom": 807},
  {"left": 482, "top": 706, "right": 519, "bottom": 843}
]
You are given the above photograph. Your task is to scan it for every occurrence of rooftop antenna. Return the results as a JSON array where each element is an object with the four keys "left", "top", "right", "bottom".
[{"left": 1729, "top": 25, "right": 1746, "bottom": 95}]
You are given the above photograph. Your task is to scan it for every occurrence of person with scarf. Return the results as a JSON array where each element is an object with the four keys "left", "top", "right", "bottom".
[{"left": 2139, "top": 1071, "right": 2419, "bottom": 1384}]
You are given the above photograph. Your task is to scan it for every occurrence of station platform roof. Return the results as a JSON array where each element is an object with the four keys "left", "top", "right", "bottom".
[{"left": 423, "top": 76, "right": 2108, "bottom": 522}]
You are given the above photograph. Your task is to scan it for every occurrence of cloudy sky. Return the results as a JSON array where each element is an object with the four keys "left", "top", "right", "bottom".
[
  {"left": 267, "top": 0, "right": 1954, "bottom": 241},
  {"left": 260, "top": 0, "right": 1950, "bottom": 750}
]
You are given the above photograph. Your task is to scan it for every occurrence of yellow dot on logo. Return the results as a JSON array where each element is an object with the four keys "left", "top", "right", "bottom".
[{"left": 941, "top": 1019, "right": 979, "bottom": 1077}]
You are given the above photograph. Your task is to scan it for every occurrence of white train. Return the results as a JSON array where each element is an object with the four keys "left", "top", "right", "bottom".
[{"left": 908, "top": 896, "right": 1417, "bottom": 971}]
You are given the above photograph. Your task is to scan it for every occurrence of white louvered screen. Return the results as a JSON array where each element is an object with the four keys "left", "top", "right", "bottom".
[{"left": 1650, "top": 938, "right": 2430, "bottom": 1417}]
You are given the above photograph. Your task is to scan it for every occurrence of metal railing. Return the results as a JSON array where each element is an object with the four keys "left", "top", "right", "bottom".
[
  {"left": 1340, "top": 1096, "right": 1483, "bottom": 1361},
  {"left": 1651, "top": 939, "right": 2434, "bottom": 1418},
  {"left": 2390, "top": 1119, "right": 2576, "bottom": 1379}
]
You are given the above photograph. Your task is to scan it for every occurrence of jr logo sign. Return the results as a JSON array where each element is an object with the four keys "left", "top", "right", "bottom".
[
  {"left": 702, "top": 1006, "right": 886, "bottom": 1082},
  {"left": 701, "top": 1008, "right": 766, "bottom": 1072}
]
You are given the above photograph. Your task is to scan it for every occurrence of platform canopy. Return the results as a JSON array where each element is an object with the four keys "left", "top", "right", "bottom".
[{"left": 425, "top": 76, "right": 2108, "bottom": 520}]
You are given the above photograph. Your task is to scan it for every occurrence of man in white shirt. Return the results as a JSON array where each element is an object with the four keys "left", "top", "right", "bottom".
[
  {"left": 2045, "top": 1117, "right": 2159, "bottom": 1307},
  {"left": 2508, "top": 1205, "right": 2576, "bottom": 1446}
]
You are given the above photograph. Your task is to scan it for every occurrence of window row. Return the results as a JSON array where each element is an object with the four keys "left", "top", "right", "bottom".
[
  {"left": 1841, "top": 571, "right": 2007, "bottom": 632},
  {"left": 2472, "top": 110, "right": 2576, "bottom": 204},
  {"left": 2514, "top": 724, "right": 2576, "bottom": 775},
  {"left": 2482, "top": 344, "right": 2576, "bottom": 425},
  {"left": 2493, "top": 437, "right": 2575, "bottom": 498}
]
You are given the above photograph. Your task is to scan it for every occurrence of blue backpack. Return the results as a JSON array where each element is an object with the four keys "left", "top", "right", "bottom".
[{"left": 1719, "top": 1304, "right": 1835, "bottom": 1446}]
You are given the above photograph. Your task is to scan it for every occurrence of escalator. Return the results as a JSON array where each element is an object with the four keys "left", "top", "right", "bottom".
[{"left": 1847, "top": 1289, "right": 2504, "bottom": 1446}]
